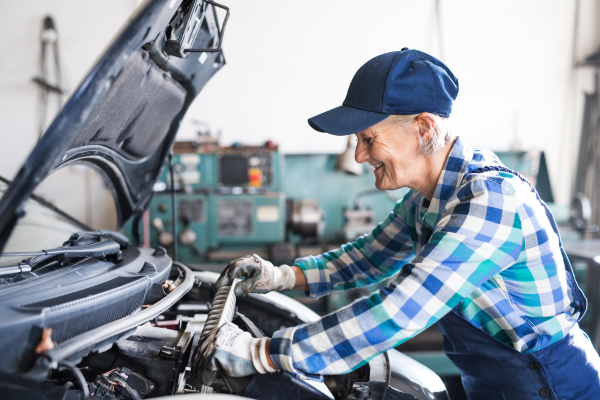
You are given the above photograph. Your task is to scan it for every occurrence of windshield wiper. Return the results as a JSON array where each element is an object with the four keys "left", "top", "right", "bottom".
[
  {"left": 0, "top": 239, "right": 121, "bottom": 277},
  {"left": 0, "top": 262, "right": 32, "bottom": 277},
  {"left": 0, "top": 229, "right": 129, "bottom": 277},
  {"left": 0, "top": 239, "right": 121, "bottom": 259},
  {"left": 66, "top": 230, "right": 129, "bottom": 248}
]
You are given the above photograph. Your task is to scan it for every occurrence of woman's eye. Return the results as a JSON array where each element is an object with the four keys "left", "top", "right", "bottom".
[{"left": 363, "top": 137, "right": 372, "bottom": 144}]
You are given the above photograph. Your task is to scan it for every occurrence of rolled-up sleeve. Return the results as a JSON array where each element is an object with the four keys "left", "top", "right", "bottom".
[
  {"left": 270, "top": 178, "right": 524, "bottom": 375},
  {"left": 294, "top": 191, "right": 417, "bottom": 299}
]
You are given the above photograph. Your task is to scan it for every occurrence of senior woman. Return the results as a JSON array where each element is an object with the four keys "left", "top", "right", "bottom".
[{"left": 200, "top": 48, "right": 600, "bottom": 399}]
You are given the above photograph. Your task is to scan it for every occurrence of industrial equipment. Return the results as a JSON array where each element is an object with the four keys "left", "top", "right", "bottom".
[
  {"left": 139, "top": 139, "right": 325, "bottom": 268},
  {"left": 343, "top": 206, "right": 376, "bottom": 241}
]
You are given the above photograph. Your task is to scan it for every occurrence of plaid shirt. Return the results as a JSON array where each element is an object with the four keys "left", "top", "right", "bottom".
[{"left": 269, "top": 138, "right": 581, "bottom": 376}]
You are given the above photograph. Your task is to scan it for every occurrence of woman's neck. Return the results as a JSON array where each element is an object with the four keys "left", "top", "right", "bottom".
[{"left": 417, "top": 140, "right": 455, "bottom": 201}]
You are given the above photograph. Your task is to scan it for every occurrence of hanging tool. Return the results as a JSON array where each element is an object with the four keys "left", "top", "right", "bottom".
[{"left": 33, "top": 16, "right": 67, "bottom": 139}]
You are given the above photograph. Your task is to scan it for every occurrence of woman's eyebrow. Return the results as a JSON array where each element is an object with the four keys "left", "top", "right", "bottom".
[{"left": 357, "top": 128, "right": 374, "bottom": 137}]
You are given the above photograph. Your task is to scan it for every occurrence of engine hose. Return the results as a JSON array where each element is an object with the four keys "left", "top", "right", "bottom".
[
  {"left": 199, "top": 278, "right": 239, "bottom": 344},
  {"left": 190, "top": 278, "right": 239, "bottom": 389},
  {"left": 57, "top": 360, "right": 89, "bottom": 400}
]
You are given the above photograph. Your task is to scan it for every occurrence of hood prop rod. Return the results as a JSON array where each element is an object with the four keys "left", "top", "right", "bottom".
[{"left": 169, "top": 153, "right": 178, "bottom": 262}]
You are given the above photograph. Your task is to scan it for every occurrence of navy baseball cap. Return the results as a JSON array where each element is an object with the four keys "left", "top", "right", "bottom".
[{"left": 308, "top": 48, "right": 459, "bottom": 136}]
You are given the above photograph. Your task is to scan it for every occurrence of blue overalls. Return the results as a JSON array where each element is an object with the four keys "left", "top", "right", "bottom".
[{"left": 434, "top": 167, "right": 600, "bottom": 399}]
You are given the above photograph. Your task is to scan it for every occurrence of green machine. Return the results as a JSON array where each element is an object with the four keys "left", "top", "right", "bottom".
[{"left": 138, "top": 143, "right": 291, "bottom": 268}]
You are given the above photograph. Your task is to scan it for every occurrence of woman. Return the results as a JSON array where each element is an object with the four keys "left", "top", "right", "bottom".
[{"left": 201, "top": 48, "right": 600, "bottom": 399}]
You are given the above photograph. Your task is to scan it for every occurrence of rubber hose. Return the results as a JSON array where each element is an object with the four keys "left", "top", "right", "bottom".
[
  {"left": 57, "top": 360, "right": 89, "bottom": 400},
  {"left": 199, "top": 281, "right": 237, "bottom": 343}
]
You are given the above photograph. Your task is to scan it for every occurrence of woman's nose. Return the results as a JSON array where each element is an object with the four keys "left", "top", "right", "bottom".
[{"left": 355, "top": 142, "right": 369, "bottom": 164}]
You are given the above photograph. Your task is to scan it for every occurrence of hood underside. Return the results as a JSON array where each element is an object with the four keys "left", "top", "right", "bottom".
[{"left": 0, "top": 0, "right": 226, "bottom": 251}]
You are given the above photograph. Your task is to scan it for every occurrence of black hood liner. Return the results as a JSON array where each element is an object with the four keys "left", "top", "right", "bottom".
[
  {"left": 74, "top": 50, "right": 187, "bottom": 160},
  {"left": 0, "top": 0, "right": 225, "bottom": 252}
]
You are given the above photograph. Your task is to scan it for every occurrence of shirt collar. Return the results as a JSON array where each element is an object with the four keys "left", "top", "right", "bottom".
[{"left": 422, "top": 137, "right": 473, "bottom": 229}]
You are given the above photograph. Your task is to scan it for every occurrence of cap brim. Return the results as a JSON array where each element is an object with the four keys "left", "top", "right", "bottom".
[{"left": 307, "top": 105, "right": 390, "bottom": 136}]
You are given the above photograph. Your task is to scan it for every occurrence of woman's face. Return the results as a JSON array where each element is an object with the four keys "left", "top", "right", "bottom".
[{"left": 354, "top": 120, "right": 424, "bottom": 191}]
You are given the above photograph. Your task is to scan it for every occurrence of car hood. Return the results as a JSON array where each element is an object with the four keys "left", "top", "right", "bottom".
[{"left": 0, "top": 0, "right": 227, "bottom": 251}]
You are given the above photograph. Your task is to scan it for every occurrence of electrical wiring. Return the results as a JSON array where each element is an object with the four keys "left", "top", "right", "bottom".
[
  {"left": 163, "top": 262, "right": 186, "bottom": 295},
  {"left": 102, "top": 369, "right": 124, "bottom": 387},
  {"left": 99, "top": 368, "right": 142, "bottom": 400}
]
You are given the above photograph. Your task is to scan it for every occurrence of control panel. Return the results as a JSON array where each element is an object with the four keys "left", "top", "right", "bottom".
[{"left": 145, "top": 145, "right": 287, "bottom": 265}]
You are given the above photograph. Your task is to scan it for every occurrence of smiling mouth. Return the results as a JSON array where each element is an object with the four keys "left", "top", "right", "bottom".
[{"left": 373, "top": 163, "right": 383, "bottom": 170}]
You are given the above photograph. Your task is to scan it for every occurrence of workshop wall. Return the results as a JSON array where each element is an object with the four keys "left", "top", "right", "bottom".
[
  {"left": 0, "top": 0, "right": 599, "bottom": 228},
  {"left": 0, "top": 0, "right": 137, "bottom": 229},
  {"left": 185, "top": 0, "right": 599, "bottom": 206}
]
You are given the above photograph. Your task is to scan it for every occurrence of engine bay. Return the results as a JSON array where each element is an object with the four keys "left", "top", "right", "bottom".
[{"left": 4, "top": 265, "right": 375, "bottom": 400}]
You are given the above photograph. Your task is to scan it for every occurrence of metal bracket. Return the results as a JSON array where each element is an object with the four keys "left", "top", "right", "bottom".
[
  {"left": 159, "top": 345, "right": 179, "bottom": 360},
  {"left": 164, "top": 0, "right": 230, "bottom": 58}
]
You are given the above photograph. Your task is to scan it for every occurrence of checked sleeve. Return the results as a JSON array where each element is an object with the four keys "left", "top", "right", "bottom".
[
  {"left": 270, "top": 178, "right": 524, "bottom": 375},
  {"left": 294, "top": 190, "right": 417, "bottom": 299}
]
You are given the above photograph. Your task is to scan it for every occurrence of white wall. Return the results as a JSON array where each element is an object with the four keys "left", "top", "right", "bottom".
[
  {"left": 185, "top": 0, "right": 596, "bottom": 206},
  {"left": 0, "top": 0, "right": 136, "bottom": 228},
  {"left": 0, "top": 0, "right": 598, "bottom": 228}
]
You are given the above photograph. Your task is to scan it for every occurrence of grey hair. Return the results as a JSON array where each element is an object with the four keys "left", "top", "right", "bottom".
[{"left": 386, "top": 114, "right": 454, "bottom": 157}]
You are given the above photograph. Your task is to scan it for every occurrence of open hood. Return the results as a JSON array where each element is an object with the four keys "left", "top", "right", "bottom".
[{"left": 0, "top": 0, "right": 228, "bottom": 251}]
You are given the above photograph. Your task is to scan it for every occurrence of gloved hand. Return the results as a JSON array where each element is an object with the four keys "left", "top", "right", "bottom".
[
  {"left": 200, "top": 322, "right": 276, "bottom": 386},
  {"left": 216, "top": 254, "right": 296, "bottom": 296}
]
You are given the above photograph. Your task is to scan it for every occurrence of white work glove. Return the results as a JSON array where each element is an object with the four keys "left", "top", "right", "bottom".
[
  {"left": 199, "top": 322, "right": 276, "bottom": 385},
  {"left": 216, "top": 254, "right": 296, "bottom": 296}
]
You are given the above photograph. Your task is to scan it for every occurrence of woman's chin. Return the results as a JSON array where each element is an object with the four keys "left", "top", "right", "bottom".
[
  {"left": 374, "top": 180, "right": 391, "bottom": 190},
  {"left": 375, "top": 178, "right": 403, "bottom": 191}
]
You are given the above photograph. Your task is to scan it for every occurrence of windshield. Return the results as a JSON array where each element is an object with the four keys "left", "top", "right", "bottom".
[{"left": 0, "top": 180, "right": 85, "bottom": 269}]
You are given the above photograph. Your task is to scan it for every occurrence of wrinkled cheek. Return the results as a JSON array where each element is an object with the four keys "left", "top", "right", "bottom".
[{"left": 384, "top": 168, "right": 394, "bottom": 185}]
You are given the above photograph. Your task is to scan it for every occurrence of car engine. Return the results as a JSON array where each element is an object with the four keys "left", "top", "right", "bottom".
[{"left": 1, "top": 261, "right": 448, "bottom": 400}]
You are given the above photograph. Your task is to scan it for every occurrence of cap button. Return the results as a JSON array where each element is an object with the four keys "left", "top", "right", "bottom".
[{"left": 401, "top": 47, "right": 409, "bottom": 51}]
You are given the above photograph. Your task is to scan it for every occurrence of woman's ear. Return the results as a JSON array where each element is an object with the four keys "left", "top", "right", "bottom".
[{"left": 415, "top": 113, "right": 436, "bottom": 142}]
